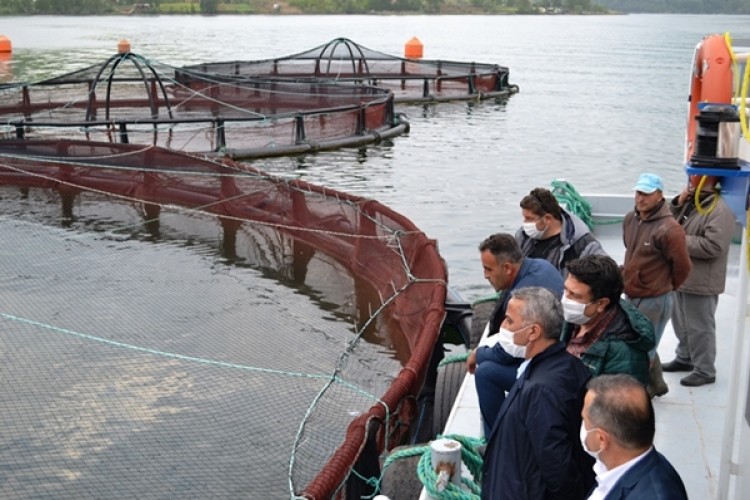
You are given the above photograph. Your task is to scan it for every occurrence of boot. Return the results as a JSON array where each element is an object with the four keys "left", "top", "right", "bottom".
[{"left": 647, "top": 353, "right": 669, "bottom": 398}]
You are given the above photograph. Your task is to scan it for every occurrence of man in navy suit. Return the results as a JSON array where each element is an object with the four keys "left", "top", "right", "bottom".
[{"left": 581, "top": 374, "right": 688, "bottom": 499}]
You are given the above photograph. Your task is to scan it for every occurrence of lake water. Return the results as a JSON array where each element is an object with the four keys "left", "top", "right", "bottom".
[
  {"left": 2, "top": 14, "right": 749, "bottom": 296},
  {"left": 0, "top": 14, "right": 748, "bottom": 498}
]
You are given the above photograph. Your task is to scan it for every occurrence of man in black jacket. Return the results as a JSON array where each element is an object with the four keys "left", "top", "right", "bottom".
[{"left": 481, "top": 287, "right": 594, "bottom": 500}]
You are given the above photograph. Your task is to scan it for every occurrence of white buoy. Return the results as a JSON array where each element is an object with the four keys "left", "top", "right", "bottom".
[{"left": 430, "top": 438, "right": 462, "bottom": 492}]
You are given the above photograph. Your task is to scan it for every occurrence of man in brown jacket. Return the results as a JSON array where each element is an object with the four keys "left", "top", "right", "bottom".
[
  {"left": 663, "top": 177, "right": 736, "bottom": 386},
  {"left": 622, "top": 173, "right": 692, "bottom": 397}
]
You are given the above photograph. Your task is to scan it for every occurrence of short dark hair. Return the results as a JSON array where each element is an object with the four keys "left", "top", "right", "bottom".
[
  {"left": 566, "top": 255, "right": 623, "bottom": 307},
  {"left": 519, "top": 188, "right": 563, "bottom": 221},
  {"left": 479, "top": 233, "right": 523, "bottom": 264},
  {"left": 510, "top": 287, "right": 563, "bottom": 340},
  {"left": 587, "top": 374, "right": 655, "bottom": 450}
]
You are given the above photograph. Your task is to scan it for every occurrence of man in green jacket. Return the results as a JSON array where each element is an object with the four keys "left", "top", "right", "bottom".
[{"left": 560, "top": 255, "right": 655, "bottom": 385}]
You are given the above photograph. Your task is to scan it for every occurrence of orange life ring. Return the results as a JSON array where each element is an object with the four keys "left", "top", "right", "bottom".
[{"left": 685, "top": 34, "right": 734, "bottom": 187}]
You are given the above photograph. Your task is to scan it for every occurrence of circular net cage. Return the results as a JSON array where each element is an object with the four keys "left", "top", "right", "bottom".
[
  {"left": 0, "top": 140, "right": 447, "bottom": 499},
  {"left": 182, "top": 37, "right": 518, "bottom": 103},
  {"left": 0, "top": 52, "right": 408, "bottom": 160}
]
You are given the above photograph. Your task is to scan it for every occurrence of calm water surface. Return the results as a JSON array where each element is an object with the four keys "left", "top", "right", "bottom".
[
  {"left": 1, "top": 14, "right": 749, "bottom": 296},
  {"left": 1, "top": 13, "right": 748, "bottom": 497}
]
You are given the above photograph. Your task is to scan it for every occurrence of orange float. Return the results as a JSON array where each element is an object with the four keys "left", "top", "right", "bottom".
[
  {"left": 0, "top": 35, "right": 11, "bottom": 54},
  {"left": 404, "top": 36, "right": 423, "bottom": 59},
  {"left": 685, "top": 34, "right": 734, "bottom": 187},
  {"left": 117, "top": 39, "right": 131, "bottom": 54}
]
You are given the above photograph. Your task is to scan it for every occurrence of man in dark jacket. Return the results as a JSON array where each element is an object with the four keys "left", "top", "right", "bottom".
[
  {"left": 466, "top": 234, "right": 564, "bottom": 436},
  {"left": 482, "top": 287, "right": 594, "bottom": 500},
  {"left": 561, "top": 255, "right": 655, "bottom": 385},
  {"left": 581, "top": 374, "right": 687, "bottom": 499},
  {"left": 622, "top": 173, "right": 692, "bottom": 397}
]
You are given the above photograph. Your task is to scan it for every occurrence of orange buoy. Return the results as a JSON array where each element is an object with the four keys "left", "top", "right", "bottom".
[
  {"left": 684, "top": 34, "right": 734, "bottom": 188},
  {"left": 117, "top": 39, "right": 131, "bottom": 54},
  {"left": 685, "top": 34, "right": 733, "bottom": 163},
  {"left": 0, "top": 35, "right": 12, "bottom": 54},
  {"left": 404, "top": 36, "right": 423, "bottom": 59}
]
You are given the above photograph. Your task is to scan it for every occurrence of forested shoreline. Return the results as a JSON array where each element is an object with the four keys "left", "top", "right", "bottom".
[{"left": 0, "top": 0, "right": 748, "bottom": 15}]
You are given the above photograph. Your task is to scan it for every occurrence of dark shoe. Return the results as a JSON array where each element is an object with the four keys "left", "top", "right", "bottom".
[
  {"left": 647, "top": 383, "right": 669, "bottom": 398},
  {"left": 680, "top": 373, "right": 716, "bottom": 387},
  {"left": 647, "top": 354, "right": 669, "bottom": 398},
  {"left": 662, "top": 359, "right": 693, "bottom": 372}
]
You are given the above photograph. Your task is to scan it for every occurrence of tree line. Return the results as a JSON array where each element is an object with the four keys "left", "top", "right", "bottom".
[
  {"left": 596, "top": 0, "right": 750, "bottom": 13},
  {"left": 0, "top": 0, "right": 606, "bottom": 14},
  {"left": 0, "top": 0, "right": 748, "bottom": 14}
]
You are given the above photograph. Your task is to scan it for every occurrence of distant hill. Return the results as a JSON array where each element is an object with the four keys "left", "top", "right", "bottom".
[{"left": 594, "top": 0, "right": 750, "bottom": 13}]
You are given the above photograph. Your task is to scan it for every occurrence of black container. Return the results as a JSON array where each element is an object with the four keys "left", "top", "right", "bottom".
[{"left": 690, "top": 103, "right": 741, "bottom": 169}]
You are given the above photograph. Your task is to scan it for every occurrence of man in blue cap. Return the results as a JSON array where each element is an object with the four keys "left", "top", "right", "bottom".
[{"left": 621, "top": 173, "right": 691, "bottom": 398}]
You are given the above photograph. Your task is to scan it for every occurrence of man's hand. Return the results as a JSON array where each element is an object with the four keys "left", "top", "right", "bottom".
[{"left": 467, "top": 349, "right": 477, "bottom": 374}]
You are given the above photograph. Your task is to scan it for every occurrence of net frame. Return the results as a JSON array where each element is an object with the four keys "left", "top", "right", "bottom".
[
  {"left": 0, "top": 139, "right": 448, "bottom": 499},
  {"left": 0, "top": 52, "right": 409, "bottom": 160},
  {"left": 182, "top": 37, "right": 518, "bottom": 103}
]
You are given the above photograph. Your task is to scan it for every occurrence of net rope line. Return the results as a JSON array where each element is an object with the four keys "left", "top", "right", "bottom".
[
  {"left": 1, "top": 52, "right": 390, "bottom": 130},
  {"left": 0, "top": 285, "right": 393, "bottom": 499},
  {"left": 0, "top": 156, "right": 447, "bottom": 495},
  {"left": 286, "top": 273, "right": 415, "bottom": 499},
  {"left": 0, "top": 156, "right": 431, "bottom": 244},
  {"left": 1, "top": 52, "right": 397, "bottom": 156},
  {"left": 0, "top": 155, "right": 446, "bottom": 293}
]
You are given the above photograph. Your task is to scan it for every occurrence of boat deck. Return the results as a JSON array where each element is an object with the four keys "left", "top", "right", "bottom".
[{"left": 430, "top": 194, "right": 748, "bottom": 499}]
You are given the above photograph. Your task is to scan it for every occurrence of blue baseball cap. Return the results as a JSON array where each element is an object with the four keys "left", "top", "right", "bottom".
[{"left": 633, "top": 173, "right": 664, "bottom": 194}]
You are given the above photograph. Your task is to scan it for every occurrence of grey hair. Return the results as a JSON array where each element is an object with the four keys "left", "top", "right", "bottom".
[{"left": 509, "top": 286, "right": 563, "bottom": 339}]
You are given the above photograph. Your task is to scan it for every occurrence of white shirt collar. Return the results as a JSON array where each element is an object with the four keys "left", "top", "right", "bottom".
[{"left": 516, "top": 358, "right": 532, "bottom": 379}]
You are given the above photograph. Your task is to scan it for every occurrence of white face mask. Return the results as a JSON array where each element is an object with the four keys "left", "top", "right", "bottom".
[
  {"left": 522, "top": 220, "right": 547, "bottom": 240},
  {"left": 562, "top": 295, "right": 593, "bottom": 325},
  {"left": 580, "top": 422, "right": 602, "bottom": 460},
  {"left": 498, "top": 326, "right": 527, "bottom": 358}
]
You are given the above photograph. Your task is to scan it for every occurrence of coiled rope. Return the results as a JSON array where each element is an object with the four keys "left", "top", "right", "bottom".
[
  {"left": 380, "top": 434, "right": 485, "bottom": 500},
  {"left": 550, "top": 179, "right": 597, "bottom": 229}
]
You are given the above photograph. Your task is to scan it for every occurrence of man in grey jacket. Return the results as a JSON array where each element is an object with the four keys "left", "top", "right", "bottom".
[
  {"left": 516, "top": 187, "right": 606, "bottom": 276},
  {"left": 663, "top": 177, "right": 736, "bottom": 386}
]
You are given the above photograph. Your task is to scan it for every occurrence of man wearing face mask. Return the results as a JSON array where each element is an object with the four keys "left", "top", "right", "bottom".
[
  {"left": 516, "top": 187, "right": 606, "bottom": 275},
  {"left": 581, "top": 374, "right": 687, "bottom": 499},
  {"left": 481, "top": 287, "right": 594, "bottom": 500},
  {"left": 561, "top": 255, "right": 654, "bottom": 385},
  {"left": 467, "top": 233, "right": 563, "bottom": 436}
]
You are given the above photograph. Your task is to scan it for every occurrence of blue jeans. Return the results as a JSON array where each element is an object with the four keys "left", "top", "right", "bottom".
[{"left": 474, "top": 344, "right": 523, "bottom": 437}]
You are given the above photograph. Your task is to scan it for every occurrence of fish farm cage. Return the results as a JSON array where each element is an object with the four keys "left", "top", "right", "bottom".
[
  {"left": 0, "top": 52, "right": 408, "bottom": 160},
  {"left": 182, "top": 37, "right": 519, "bottom": 103},
  {"left": 0, "top": 139, "right": 448, "bottom": 499}
]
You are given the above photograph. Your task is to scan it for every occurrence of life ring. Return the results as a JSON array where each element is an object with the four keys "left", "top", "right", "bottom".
[{"left": 686, "top": 34, "right": 734, "bottom": 188}]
